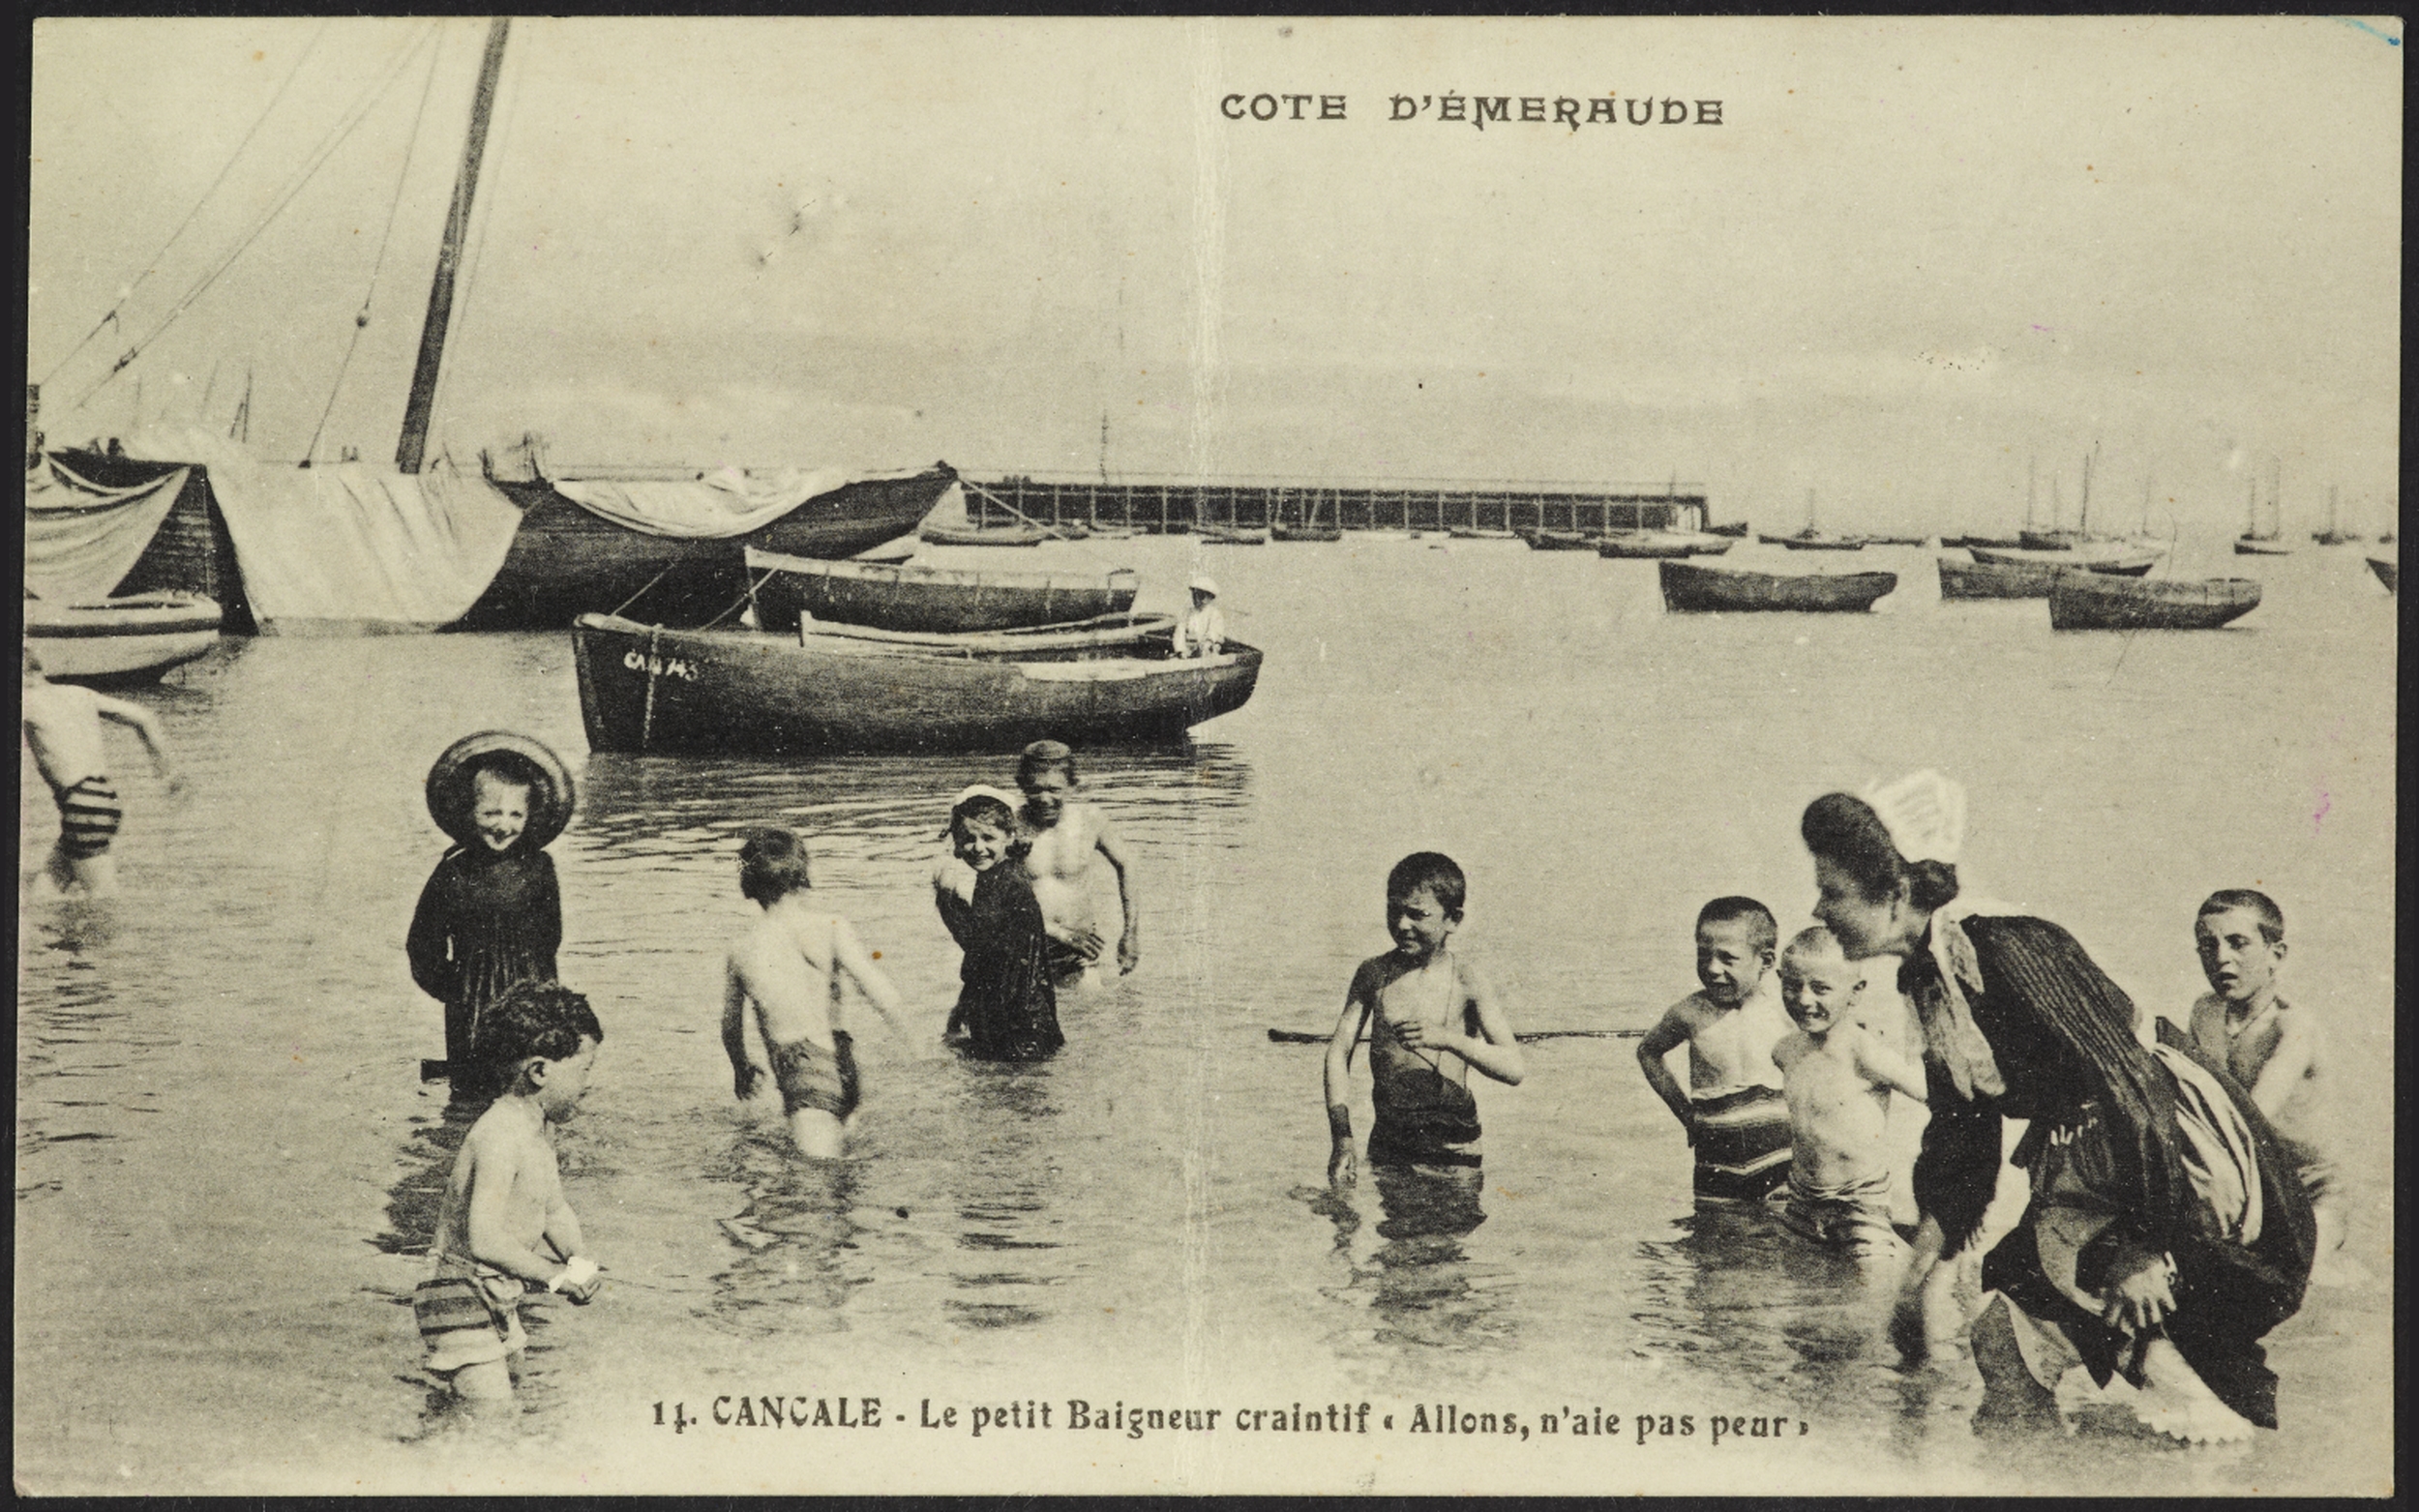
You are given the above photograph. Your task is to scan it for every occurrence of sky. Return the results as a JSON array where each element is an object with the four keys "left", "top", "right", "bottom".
[{"left": 26, "top": 16, "right": 2404, "bottom": 536}]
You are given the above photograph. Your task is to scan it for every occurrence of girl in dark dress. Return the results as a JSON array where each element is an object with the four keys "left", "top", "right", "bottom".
[
  {"left": 1802, "top": 772, "right": 2313, "bottom": 1442},
  {"left": 409, "top": 744, "right": 570, "bottom": 1099},
  {"left": 942, "top": 791, "right": 1062, "bottom": 1062}
]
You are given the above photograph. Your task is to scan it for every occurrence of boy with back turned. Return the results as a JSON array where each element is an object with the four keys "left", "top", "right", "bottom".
[{"left": 1637, "top": 897, "right": 1795, "bottom": 1201}]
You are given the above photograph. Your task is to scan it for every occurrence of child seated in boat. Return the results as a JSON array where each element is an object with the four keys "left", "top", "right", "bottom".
[
  {"left": 1173, "top": 574, "right": 1227, "bottom": 658},
  {"left": 19, "top": 642, "right": 181, "bottom": 898},
  {"left": 724, "top": 828, "right": 918, "bottom": 1157},
  {"left": 1015, "top": 741, "right": 1139, "bottom": 988},
  {"left": 1322, "top": 852, "right": 1525, "bottom": 1185},
  {"left": 1636, "top": 897, "right": 1795, "bottom": 1201},
  {"left": 415, "top": 979, "right": 605, "bottom": 1405},
  {"left": 2187, "top": 889, "right": 2348, "bottom": 1280},
  {"left": 1771, "top": 927, "right": 1926, "bottom": 1264},
  {"left": 409, "top": 735, "right": 571, "bottom": 1104},
  {"left": 943, "top": 791, "right": 1065, "bottom": 1061}
]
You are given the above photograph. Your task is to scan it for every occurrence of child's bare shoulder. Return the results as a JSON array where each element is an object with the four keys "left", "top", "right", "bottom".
[{"left": 1657, "top": 991, "right": 1723, "bottom": 1035}]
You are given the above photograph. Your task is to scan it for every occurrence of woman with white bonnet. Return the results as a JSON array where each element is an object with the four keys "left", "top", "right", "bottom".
[
  {"left": 1800, "top": 771, "right": 2313, "bottom": 1442},
  {"left": 1173, "top": 574, "right": 1226, "bottom": 658}
]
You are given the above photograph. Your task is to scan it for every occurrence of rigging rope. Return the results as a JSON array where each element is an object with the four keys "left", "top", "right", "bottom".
[
  {"left": 305, "top": 24, "right": 446, "bottom": 464},
  {"left": 38, "top": 18, "right": 332, "bottom": 389},
  {"left": 69, "top": 21, "right": 440, "bottom": 418}
]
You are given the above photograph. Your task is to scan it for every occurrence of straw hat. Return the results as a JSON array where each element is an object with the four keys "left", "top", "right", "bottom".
[
  {"left": 426, "top": 730, "right": 578, "bottom": 851},
  {"left": 1187, "top": 574, "right": 1219, "bottom": 598}
]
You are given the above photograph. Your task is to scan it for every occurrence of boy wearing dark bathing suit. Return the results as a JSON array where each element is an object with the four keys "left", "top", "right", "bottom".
[
  {"left": 1323, "top": 852, "right": 1525, "bottom": 1185},
  {"left": 723, "top": 828, "right": 918, "bottom": 1159},
  {"left": 1637, "top": 897, "right": 1796, "bottom": 1201}
]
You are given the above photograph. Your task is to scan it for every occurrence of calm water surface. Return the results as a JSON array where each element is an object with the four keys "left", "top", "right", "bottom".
[{"left": 15, "top": 536, "right": 2395, "bottom": 1494}]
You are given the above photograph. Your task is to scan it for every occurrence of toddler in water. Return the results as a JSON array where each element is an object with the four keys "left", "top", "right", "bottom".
[
  {"left": 1636, "top": 898, "right": 1795, "bottom": 1201},
  {"left": 1771, "top": 927, "right": 1926, "bottom": 1264},
  {"left": 408, "top": 736, "right": 571, "bottom": 1102},
  {"left": 943, "top": 790, "right": 1065, "bottom": 1061},
  {"left": 1322, "top": 852, "right": 1525, "bottom": 1185},
  {"left": 2187, "top": 889, "right": 2347, "bottom": 1279},
  {"left": 723, "top": 828, "right": 917, "bottom": 1158},
  {"left": 414, "top": 980, "right": 605, "bottom": 1404}
]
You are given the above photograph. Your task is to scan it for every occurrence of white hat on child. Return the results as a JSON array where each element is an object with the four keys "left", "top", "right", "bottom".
[
  {"left": 1187, "top": 574, "right": 1219, "bottom": 598},
  {"left": 1862, "top": 769, "right": 1965, "bottom": 866}
]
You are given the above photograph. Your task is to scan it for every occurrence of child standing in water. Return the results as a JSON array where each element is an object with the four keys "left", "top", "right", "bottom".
[
  {"left": 1771, "top": 927, "right": 1927, "bottom": 1264},
  {"left": 408, "top": 735, "right": 572, "bottom": 1102},
  {"left": 1636, "top": 897, "right": 1796, "bottom": 1201},
  {"left": 19, "top": 643, "right": 181, "bottom": 898},
  {"left": 1015, "top": 741, "right": 1139, "bottom": 990},
  {"left": 414, "top": 980, "right": 605, "bottom": 1405},
  {"left": 2187, "top": 889, "right": 2347, "bottom": 1278},
  {"left": 1322, "top": 852, "right": 1526, "bottom": 1185},
  {"left": 945, "top": 792, "right": 1065, "bottom": 1061},
  {"left": 723, "top": 828, "right": 917, "bottom": 1157}
]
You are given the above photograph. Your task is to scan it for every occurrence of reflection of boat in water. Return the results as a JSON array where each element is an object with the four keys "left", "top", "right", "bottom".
[
  {"left": 571, "top": 613, "right": 1261, "bottom": 755},
  {"left": 1657, "top": 561, "right": 1896, "bottom": 613},
  {"left": 743, "top": 547, "right": 1138, "bottom": 634},
  {"left": 1937, "top": 554, "right": 2153, "bottom": 600},
  {"left": 2365, "top": 557, "right": 2397, "bottom": 594},
  {"left": 22, "top": 590, "right": 222, "bottom": 683},
  {"left": 2048, "top": 575, "right": 2262, "bottom": 630}
]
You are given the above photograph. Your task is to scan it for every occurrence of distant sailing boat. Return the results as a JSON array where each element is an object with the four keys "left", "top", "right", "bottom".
[
  {"left": 1767, "top": 488, "right": 1866, "bottom": 549},
  {"left": 2235, "top": 463, "right": 2292, "bottom": 555},
  {"left": 2312, "top": 483, "right": 2360, "bottom": 546},
  {"left": 1271, "top": 486, "right": 1341, "bottom": 542}
]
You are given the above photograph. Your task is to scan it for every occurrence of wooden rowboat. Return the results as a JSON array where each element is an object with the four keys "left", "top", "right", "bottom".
[
  {"left": 1270, "top": 523, "right": 1343, "bottom": 543},
  {"left": 2367, "top": 557, "right": 2397, "bottom": 593},
  {"left": 744, "top": 547, "right": 1138, "bottom": 634},
  {"left": 1657, "top": 560, "right": 1897, "bottom": 613},
  {"left": 1969, "top": 543, "right": 2164, "bottom": 569},
  {"left": 1596, "top": 531, "right": 1702, "bottom": 559},
  {"left": 918, "top": 520, "right": 1054, "bottom": 547},
  {"left": 1937, "top": 553, "right": 2156, "bottom": 600},
  {"left": 1940, "top": 534, "right": 2023, "bottom": 549},
  {"left": 2233, "top": 537, "right": 2295, "bottom": 557},
  {"left": 23, "top": 591, "right": 223, "bottom": 684},
  {"left": 1196, "top": 525, "right": 1269, "bottom": 546},
  {"left": 571, "top": 613, "right": 1260, "bottom": 756},
  {"left": 1519, "top": 528, "right": 1599, "bottom": 550},
  {"left": 797, "top": 611, "right": 1177, "bottom": 660},
  {"left": 1446, "top": 525, "right": 1520, "bottom": 541},
  {"left": 2047, "top": 575, "right": 2262, "bottom": 630}
]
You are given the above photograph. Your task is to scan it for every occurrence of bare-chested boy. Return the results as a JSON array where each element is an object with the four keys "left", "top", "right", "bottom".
[
  {"left": 1013, "top": 741, "right": 1139, "bottom": 989},
  {"left": 415, "top": 981, "right": 605, "bottom": 1404},
  {"left": 2188, "top": 889, "right": 2346, "bottom": 1276},
  {"left": 20, "top": 643, "right": 180, "bottom": 897},
  {"left": 1637, "top": 897, "right": 1795, "bottom": 1201},
  {"left": 1323, "top": 852, "right": 1526, "bottom": 1185},
  {"left": 1771, "top": 927, "right": 1926, "bottom": 1263},
  {"left": 723, "top": 828, "right": 918, "bottom": 1159}
]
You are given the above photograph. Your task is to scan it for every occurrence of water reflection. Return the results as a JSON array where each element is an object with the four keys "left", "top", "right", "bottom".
[
  {"left": 941, "top": 1063, "right": 1068, "bottom": 1332},
  {"left": 1308, "top": 1167, "right": 1509, "bottom": 1354},
  {"left": 706, "top": 1137, "right": 868, "bottom": 1337}
]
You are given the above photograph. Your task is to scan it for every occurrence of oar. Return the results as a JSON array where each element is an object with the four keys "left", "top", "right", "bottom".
[{"left": 1266, "top": 1026, "right": 1645, "bottom": 1046}]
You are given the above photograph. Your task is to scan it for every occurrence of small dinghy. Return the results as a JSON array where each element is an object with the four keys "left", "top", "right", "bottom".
[
  {"left": 22, "top": 590, "right": 223, "bottom": 684},
  {"left": 2047, "top": 575, "right": 2262, "bottom": 630}
]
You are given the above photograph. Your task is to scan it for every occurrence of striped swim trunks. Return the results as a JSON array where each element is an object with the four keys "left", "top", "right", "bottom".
[
  {"left": 55, "top": 776, "right": 123, "bottom": 860},
  {"left": 1690, "top": 1083, "right": 1794, "bottom": 1201}
]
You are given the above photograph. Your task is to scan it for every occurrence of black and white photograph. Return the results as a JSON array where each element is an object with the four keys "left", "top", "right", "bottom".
[{"left": 18, "top": 15, "right": 2398, "bottom": 1497}]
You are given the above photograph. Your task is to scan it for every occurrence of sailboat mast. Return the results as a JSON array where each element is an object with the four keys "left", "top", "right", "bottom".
[
  {"left": 396, "top": 16, "right": 512, "bottom": 475},
  {"left": 2079, "top": 446, "right": 2095, "bottom": 534},
  {"left": 2025, "top": 456, "right": 2036, "bottom": 528}
]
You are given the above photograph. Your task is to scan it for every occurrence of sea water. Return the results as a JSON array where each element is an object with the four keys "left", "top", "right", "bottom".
[{"left": 15, "top": 535, "right": 2395, "bottom": 1494}]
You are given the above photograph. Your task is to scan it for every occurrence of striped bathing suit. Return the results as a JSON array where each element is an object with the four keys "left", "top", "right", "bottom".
[
  {"left": 1690, "top": 1083, "right": 1795, "bottom": 1201},
  {"left": 55, "top": 776, "right": 123, "bottom": 860}
]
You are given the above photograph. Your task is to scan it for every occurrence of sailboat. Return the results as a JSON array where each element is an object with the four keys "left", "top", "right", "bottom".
[
  {"left": 2020, "top": 452, "right": 2095, "bottom": 549},
  {"left": 2235, "top": 464, "right": 2293, "bottom": 555},
  {"left": 1270, "top": 487, "right": 1342, "bottom": 542},
  {"left": 1763, "top": 489, "right": 1866, "bottom": 549},
  {"left": 2311, "top": 484, "right": 2361, "bottom": 546},
  {"left": 36, "top": 19, "right": 955, "bottom": 633}
]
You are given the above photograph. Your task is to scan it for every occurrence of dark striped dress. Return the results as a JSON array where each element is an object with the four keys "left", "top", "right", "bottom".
[{"left": 407, "top": 845, "right": 561, "bottom": 1092}]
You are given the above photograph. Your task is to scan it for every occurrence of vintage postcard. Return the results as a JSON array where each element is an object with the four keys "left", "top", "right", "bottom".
[{"left": 18, "top": 15, "right": 2398, "bottom": 1497}]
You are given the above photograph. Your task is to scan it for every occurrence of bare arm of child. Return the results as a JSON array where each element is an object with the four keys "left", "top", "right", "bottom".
[
  {"left": 1398, "top": 960, "right": 1525, "bottom": 1085},
  {"left": 1851, "top": 1025, "right": 1929, "bottom": 1102},
  {"left": 1323, "top": 966, "right": 1377, "bottom": 1187},
  {"left": 2243, "top": 1012, "right": 2317, "bottom": 1125},
  {"left": 1636, "top": 1006, "right": 1698, "bottom": 1142},
  {"left": 1093, "top": 818, "right": 1141, "bottom": 974},
  {"left": 93, "top": 692, "right": 181, "bottom": 794},
  {"left": 722, "top": 957, "right": 762, "bottom": 1100},
  {"left": 832, "top": 915, "right": 928, "bottom": 1055}
]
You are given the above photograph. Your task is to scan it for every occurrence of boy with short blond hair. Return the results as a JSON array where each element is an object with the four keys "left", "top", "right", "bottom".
[
  {"left": 1771, "top": 927, "right": 1927, "bottom": 1261},
  {"left": 2187, "top": 889, "right": 2344, "bottom": 1272},
  {"left": 415, "top": 981, "right": 606, "bottom": 1403},
  {"left": 1637, "top": 897, "right": 1795, "bottom": 1201}
]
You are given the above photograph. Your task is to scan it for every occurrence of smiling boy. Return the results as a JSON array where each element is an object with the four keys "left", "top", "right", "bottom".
[
  {"left": 1636, "top": 897, "right": 1796, "bottom": 1201},
  {"left": 1322, "top": 852, "right": 1525, "bottom": 1186},
  {"left": 1771, "top": 927, "right": 1927, "bottom": 1263}
]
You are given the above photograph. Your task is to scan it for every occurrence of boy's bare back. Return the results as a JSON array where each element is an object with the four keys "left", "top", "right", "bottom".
[{"left": 730, "top": 904, "right": 845, "bottom": 1052}]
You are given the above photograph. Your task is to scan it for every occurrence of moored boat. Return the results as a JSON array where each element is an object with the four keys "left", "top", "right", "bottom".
[
  {"left": 1941, "top": 534, "right": 2023, "bottom": 549},
  {"left": 1446, "top": 525, "right": 1520, "bottom": 541},
  {"left": 23, "top": 591, "right": 222, "bottom": 683},
  {"left": 797, "top": 611, "right": 1177, "bottom": 661},
  {"left": 1196, "top": 524, "right": 1269, "bottom": 546},
  {"left": 1936, "top": 553, "right": 2153, "bottom": 600},
  {"left": 1270, "top": 523, "right": 1343, "bottom": 543},
  {"left": 1969, "top": 543, "right": 2163, "bottom": 570},
  {"left": 1519, "top": 527, "right": 1598, "bottom": 550},
  {"left": 1657, "top": 560, "right": 1897, "bottom": 613},
  {"left": 919, "top": 519, "right": 1054, "bottom": 547},
  {"left": 2367, "top": 557, "right": 2397, "bottom": 593},
  {"left": 1776, "top": 533, "right": 1868, "bottom": 550},
  {"left": 2234, "top": 537, "right": 2295, "bottom": 556},
  {"left": 2047, "top": 575, "right": 2262, "bottom": 630},
  {"left": 1703, "top": 520, "right": 1750, "bottom": 538},
  {"left": 571, "top": 613, "right": 1261, "bottom": 756},
  {"left": 744, "top": 547, "right": 1138, "bottom": 634},
  {"left": 1596, "top": 530, "right": 1702, "bottom": 559}
]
